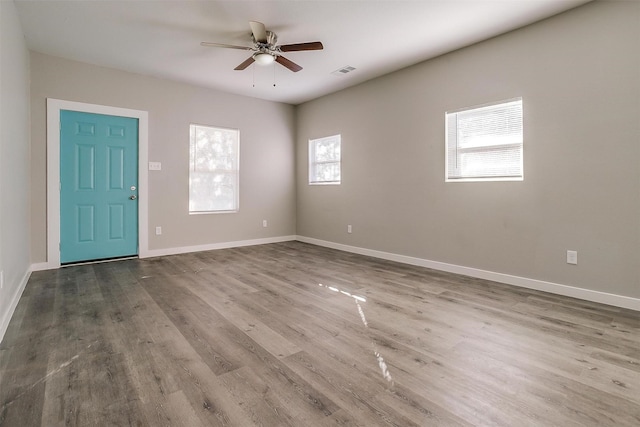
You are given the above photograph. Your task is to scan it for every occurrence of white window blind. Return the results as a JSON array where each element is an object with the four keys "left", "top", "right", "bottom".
[
  {"left": 189, "top": 124, "right": 239, "bottom": 213},
  {"left": 309, "top": 134, "right": 341, "bottom": 185},
  {"left": 446, "top": 98, "right": 523, "bottom": 181}
]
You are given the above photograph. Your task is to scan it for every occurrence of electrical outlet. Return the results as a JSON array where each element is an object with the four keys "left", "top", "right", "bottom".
[
  {"left": 347, "top": 224, "right": 352, "bottom": 234},
  {"left": 567, "top": 250, "right": 578, "bottom": 265},
  {"left": 149, "top": 162, "right": 162, "bottom": 171},
  {"left": 155, "top": 226, "right": 162, "bottom": 235},
  {"left": 262, "top": 220, "right": 268, "bottom": 228}
]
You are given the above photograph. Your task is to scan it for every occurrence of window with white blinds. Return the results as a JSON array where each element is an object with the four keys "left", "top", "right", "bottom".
[
  {"left": 309, "top": 134, "right": 341, "bottom": 185},
  {"left": 189, "top": 124, "right": 239, "bottom": 213},
  {"left": 446, "top": 98, "right": 523, "bottom": 181}
]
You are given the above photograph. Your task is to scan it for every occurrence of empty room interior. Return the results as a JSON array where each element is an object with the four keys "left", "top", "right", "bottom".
[{"left": 1, "top": 0, "right": 639, "bottom": 425}]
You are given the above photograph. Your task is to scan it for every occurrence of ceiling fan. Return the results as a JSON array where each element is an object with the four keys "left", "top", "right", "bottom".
[{"left": 201, "top": 21, "right": 323, "bottom": 72}]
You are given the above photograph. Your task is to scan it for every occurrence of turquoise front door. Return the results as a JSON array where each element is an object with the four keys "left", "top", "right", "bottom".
[{"left": 60, "top": 110, "right": 139, "bottom": 264}]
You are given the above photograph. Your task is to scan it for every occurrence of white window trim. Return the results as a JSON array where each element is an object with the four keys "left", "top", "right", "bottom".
[
  {"left": 309, "top": 134, "right": 341, "bottom": 185},
  {"left": 445, "top": 97, "right": 523, "bottom": 183},
  {"left": 189, "top": 123, "right": 240, "bottom": 214}
]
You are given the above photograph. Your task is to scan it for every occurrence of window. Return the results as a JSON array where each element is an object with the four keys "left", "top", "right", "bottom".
[
  {"left": 189, "top": 124, "right": 239, "bottom": 213},
  {"left": 446, "top": 98, "right": 523, "bottom": 181},
  {"left": 309, "top": 134, "right": 341, "bottom": 184}
]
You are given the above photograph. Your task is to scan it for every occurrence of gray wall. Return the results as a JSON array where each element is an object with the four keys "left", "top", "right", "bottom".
[
  {"left": 0, "top": 1, "right": 31, "bottom": 337},
  {"left": 296, "top": 1, "right": 640, "bottom": 299},
  {"left": 30, "top": 53, "right": 296, "bottom": 262}
]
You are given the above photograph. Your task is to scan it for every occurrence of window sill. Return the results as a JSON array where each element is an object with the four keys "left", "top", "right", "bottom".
[
  {"left": 189, "top": 210, "right": 239, "bottom": 215},
  {"left": 445, "top": 176, "right": 523, "bottom": 183},
  {"left": 309, "top": 181, "right": 341, "bottom": 186}
]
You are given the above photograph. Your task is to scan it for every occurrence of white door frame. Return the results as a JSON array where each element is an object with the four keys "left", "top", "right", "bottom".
[{"left": 46, "top": 98, "right": 149, "bottom": 268}]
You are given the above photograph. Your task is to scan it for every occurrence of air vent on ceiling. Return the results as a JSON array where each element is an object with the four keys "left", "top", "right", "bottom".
[{"left": 331, "top": 66, "right": 356, "bottom": 76}]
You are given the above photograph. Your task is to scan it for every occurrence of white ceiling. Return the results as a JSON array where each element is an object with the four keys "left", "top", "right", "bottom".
[{"left": 15, "top": 0, "right": 591, "bottom": 105}]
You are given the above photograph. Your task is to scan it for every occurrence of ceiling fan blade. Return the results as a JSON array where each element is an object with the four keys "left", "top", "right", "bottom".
[
  {"left": 201, "top": 42, "right": 253, "bottom": 51},
  {"left": 249, "top": 21, "right": 268, "bottom": 43},
  {"left": 275, "top": 55, "right": 302, "bottom": 72},
  {"left": 279, "top": 42, "right": 324, "bottom": 52},
  {"left": 234, "top": 56, "right": 255, "bottom": 70}
]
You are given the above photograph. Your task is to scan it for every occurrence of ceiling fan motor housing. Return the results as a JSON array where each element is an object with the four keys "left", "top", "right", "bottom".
[{"left": 253, "top": 31, "right": 279, "bottom": 57}]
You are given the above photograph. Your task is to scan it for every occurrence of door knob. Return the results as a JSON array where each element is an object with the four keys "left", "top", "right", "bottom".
[{"left": 129, "top": 195, "right": 137, "bottom": 200}]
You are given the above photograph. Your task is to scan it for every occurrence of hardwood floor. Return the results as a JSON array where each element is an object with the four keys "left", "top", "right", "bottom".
[{"left": 1, "top": 241, "right": 639, "bottom": 426}]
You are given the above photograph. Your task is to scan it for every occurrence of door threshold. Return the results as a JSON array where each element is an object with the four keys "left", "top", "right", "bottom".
[{"left": 61, "top": 255, "right": 138, "bottom": 267}]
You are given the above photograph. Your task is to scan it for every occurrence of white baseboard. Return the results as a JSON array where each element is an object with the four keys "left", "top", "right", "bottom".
[
  {"left": 142, "top": 235, "right": 298, "bottom": 259},
  {"left": 0, "top": 268, "right": 31, "bottom": 345},
  {"left": 31, "top": 262, "right": 52, "bottom": 272},
  {"left": 296, "top": 235, "right": 640, "bottom": 312}
]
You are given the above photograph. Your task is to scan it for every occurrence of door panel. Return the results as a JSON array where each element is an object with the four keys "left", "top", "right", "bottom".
[
  {"left": 108, "top": 146, "right": 125, "bottom": 189},
  {"left": 108, "top": 204, "right": 125, "bottom": 239},
  {"left": 60, "top": 110, "right": 139, "bottom": 263},
  {"left": 77, "top": 205, "right": 95, "bottom": 242},
  {"left": 76, "top": 144, "right": 95, "bottom": 190}
]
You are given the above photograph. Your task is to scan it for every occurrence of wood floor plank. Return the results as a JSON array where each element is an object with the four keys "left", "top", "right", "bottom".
[
  {"left": 1, "top": 242, "right": 639, "bottom": 426},
  {"left": 139, "top": 273, "right": 342, "bottom": 424},
  {"left": 41, "top": 265, "right": 110, "bottom": 426},
  {"left": 183, "top": 273, "right": 302, "bottom": 359},
  {"left": 217, "top": 366, "right": 297, "bottom": 427},
  {"left": 97, "top": 262, "right": 255, "bottom": 426},
  {"left": 284, "top": 350, "right": 471, "bottom": 427},
  {"left": 0, "top": 272, "right": 58, "bottom": 426}
]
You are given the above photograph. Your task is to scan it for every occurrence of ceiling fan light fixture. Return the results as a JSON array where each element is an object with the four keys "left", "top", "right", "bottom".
[{"left": 254, "top": 52, "right": 275, "bottom": 65}]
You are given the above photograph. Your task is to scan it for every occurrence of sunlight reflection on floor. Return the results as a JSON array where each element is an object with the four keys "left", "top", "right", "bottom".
[{"left": 318, "top": 283, "right": 394, "bottom": 385}]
